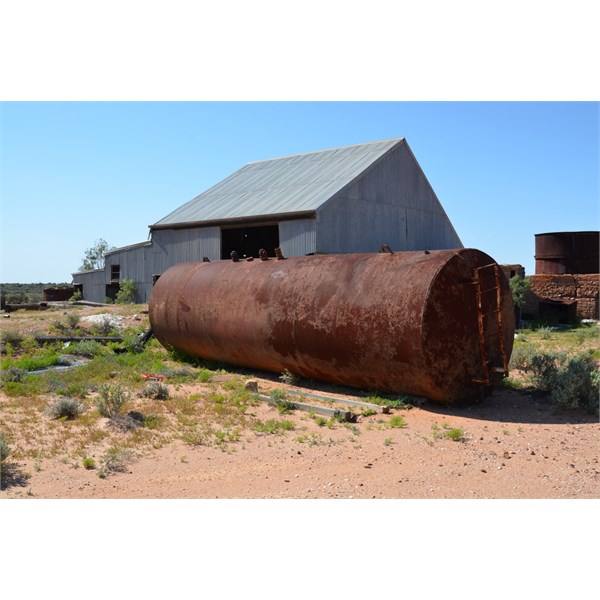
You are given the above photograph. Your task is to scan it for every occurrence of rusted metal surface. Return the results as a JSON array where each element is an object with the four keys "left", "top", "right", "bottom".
[
  {"left": 149, "top": 249, "right": 515, "bottom": 403},
  {"left": 535, "top": 232, "right": 599, "bottom": 274}
]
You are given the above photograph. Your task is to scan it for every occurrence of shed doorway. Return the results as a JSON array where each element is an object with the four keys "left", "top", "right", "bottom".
[{"left": 221, "top": 224, "right": 280, "bottom": 260}]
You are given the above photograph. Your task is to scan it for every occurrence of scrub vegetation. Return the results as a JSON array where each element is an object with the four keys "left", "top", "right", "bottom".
[{"left": 506, "top": 322, "right": 599, "bottom": 415}]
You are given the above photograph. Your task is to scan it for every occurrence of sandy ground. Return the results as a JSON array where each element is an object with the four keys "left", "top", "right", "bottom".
[
  {"left": 2, "top": 383, "right": 598, "bottom": 499},
  {"left": 1, "top": 304, "right": 598, "bottom": 499}
]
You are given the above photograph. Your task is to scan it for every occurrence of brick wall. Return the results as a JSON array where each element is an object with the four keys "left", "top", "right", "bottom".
[{"left": 523, "top": 274, "right": 599, "bottom": 320}]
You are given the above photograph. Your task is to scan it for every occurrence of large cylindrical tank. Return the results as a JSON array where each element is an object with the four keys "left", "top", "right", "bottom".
[
  {"left": 149, "top": 249, "right": 515, "bottom": 403},
  {"left": 535, "top": 231, "right": 599, "bottom": 274}
]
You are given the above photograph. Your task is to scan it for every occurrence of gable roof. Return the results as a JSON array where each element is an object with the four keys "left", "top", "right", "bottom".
[{"left": 152, "top": 138, "right": 404, "bottom": 229}]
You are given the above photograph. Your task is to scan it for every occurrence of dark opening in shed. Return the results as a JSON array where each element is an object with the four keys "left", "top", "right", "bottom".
[
  {"left": 105, "top": 283, "right": 120, "bottom": 302},
  {"left": 221, "top": 224, "right": 280, "bottom": 260}
]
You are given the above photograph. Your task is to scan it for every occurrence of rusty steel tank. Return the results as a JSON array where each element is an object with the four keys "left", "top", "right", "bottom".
[
  {"left": 149, "top": 249, "right": 515, "bottom": 403},
  {"left": 535, "top": 231, "right": 599, "bottom": 274}
]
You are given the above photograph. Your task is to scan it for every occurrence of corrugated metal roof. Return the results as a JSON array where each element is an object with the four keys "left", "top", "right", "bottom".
[{"left": 152, "top": 138, "right": 404, "bottom": 228}]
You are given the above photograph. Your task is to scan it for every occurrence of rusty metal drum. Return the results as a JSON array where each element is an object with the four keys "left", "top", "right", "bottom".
[
  {"left": 149, "top": 249, "right": 515, "bottom": 403},
  {"left": 535, "top": 231, "right": 600, "bottom": 274}
]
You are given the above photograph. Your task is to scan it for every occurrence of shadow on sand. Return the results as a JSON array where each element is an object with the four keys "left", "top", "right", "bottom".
[{"left": 0, "top": 462, "right": 31, "bottom": 492}]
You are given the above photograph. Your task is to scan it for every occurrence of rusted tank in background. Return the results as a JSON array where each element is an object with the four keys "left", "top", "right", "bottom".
[
  {"left": 149, "top": 249, "right": 515, "bottom": 403},
  {"left": 535, "top": 231, "right": 599, "bottom": 274}
]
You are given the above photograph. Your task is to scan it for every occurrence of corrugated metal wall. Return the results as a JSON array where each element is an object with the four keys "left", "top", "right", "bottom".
[
  {"left": 72, "top": 269, "right": 106, "bottom": 303},
  {"left": 143, "top": 227, "right": 221, "bottom": 299},
  {"left": 104, "top": 243, "right": 150, "bottom": 302},
  {"left": 316, "top": 142, "right": 462, "bottom": 254},
  {"left": 279, "top": 218, "right": 317, "bottom": 256}
]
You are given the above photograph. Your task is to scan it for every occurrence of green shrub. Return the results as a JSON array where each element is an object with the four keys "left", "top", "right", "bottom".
[
  {"left": 143, "top": 381, "right": 169, "bottom": 400},
  {"left": 197, "top": 368, "right": 213, "bottom": 383},
  {"left": 68, "top": 340, "right": 108, "bottom": 358},
  {"left": 46, "top": 396, "right": 83, "bottom": 420},
  {"left": 536, "top": 326, "right": 554, "bottom": 340},
  {"left": 269, "top": 388, "right": 287, "bottom": 402},
  {"left": 509, "top": 344, "right": 538, "bottom": 371},
  {"left": 253, "top": 419, "right": 295, "bottom": 434},
  {"left": 509, "top": 275, "right": 531, "bottom": 310},
  {"left": 276, "top": 398, "right": 296, "bottom": 414},
  {"left": 549, "top": 354, "right": 599, "bottom": 414},
  {"left": 82, "top": 457, "right": 96, "bottom": 469},
  {"left": 143, "top": 413, "right": 163, "bottom": 429},
  {"left": 109, "top": 412, "right": 144, "bottom": 431},
  {"left": 1, "top": 329, "right": 25, "bottom": 350},
  {"left": 98, "top": 447, "right": 133, "bottom": 477},
  {"left": 529, "top": 351, "right": 566, "bottom": 386},
  {"left": 387, "top": 414, "right": 407, "bottom": 428},
  {"left": 364, "top": 394, "right": 417, "bottom": 409},
  {"left": 516, "top": 350, "right": 599, "bottom": 414},
  {"left": 444, "top": 427, "right": 466, "bottom": 441},
  {"left": 119, "top": 333, "right": 148, "bottom": 354},
  {"left": 115, "top": 278, "right": 136, "bottom": 304},
  {"left": 0, "top": 431, "right": 10, "bottom": 463},
  {"left": 0, "top": 366, "right": 27, "bottom": 383},
  {"left": 95, "top": 384, "right": 130, "bottom": 418}
]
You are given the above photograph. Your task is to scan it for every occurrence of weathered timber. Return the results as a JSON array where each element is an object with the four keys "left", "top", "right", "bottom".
[
  {"left": 259, "top": 394, "right": 354, "bottom": 422},
  {"left": 73, "top": 301, "right": 112, "bottom": 307},
  {"left": 35, "top": 335, "right": 123, "bottom": 343},
  {"left": 287, "top": 390, "right": 390, "bottom": 413}
]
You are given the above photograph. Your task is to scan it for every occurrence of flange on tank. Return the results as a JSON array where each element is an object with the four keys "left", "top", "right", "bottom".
[{"left": 149, "top": 249, "right": 515, "bottom": 403}]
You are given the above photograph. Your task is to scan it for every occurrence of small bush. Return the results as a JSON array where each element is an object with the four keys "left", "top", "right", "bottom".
[
  {"left": 90, "top": 316, "right": 118, "bottom": 336},
  {"left": 46, "top": 397, "right": 83, "bottom": 420},
  {"left": 115, "top": 278, "right": 136, "bottom": 304},
  {"left": 95, "top": 384, "right": 130, "bottom": 418},
  {"left": 108, "top": 412, "right": 144, "bottom": 431},
  {"left": 509, "top": 275, "right": 531, "bottom": 310},
  {"left": 515, "top": 350, "right": 599, "bottom": 414},
  {"left": 254, "top": 419, "right": 295, "bottom": 434},
  {"left": 536, "top": 326, "right": 554, "bottom": 340},
  {"left": 82, "top": 457, "right": 96, "bottom": 469},
  {"left": 68, "top": 340, "right": 108, "bottom": 358},
  {"left": 197, "top": 368, "right": 213, "bottom": 383},
  {"left": 66, "top": 313, "right": 81, "bottom": 330},
  {"left": 143, "top": 381, "right": 169, "bottom": 400},
  {"left": 98, "top": 447, "right": 133, "bottom": 476},
  {"left": 1, "top": 330, "right": 25, "bottom": 350},
  {"left": 276, "top": 398, "right": 296, "bottom": 414},
  {"left": 444, "top": 427, "right": 466, "bottom": 442},
  {"left": 269, "top": 388, "right": 287, "bottom": 402},
  {"left": 509, "top": 344, "right": 538, "bottom": 371},
  {"left": 0, "top": 366, "right": 27, "bottom": 383},
  {"left": 364, "top": 394, "right": 418, "bottom": 409},
  {"left": 279, "top": 369, "right": 300, "bottom": 386},
  {"left": 143, "top": 413, "right": 163, "bottom": 429},
  {"left": 122, "top": 334, "right": 146, "bottom": 354},
  {"left": 0, "top": 431, "right": 10, "bottom": 463},
  {"left": 387, "top": 414, "right": 407, "bottom": 428}
]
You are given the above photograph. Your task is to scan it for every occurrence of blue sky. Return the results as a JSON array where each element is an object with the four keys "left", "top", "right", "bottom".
[{"left": 1, "top": 101, "right": 597, "bottom": 282}]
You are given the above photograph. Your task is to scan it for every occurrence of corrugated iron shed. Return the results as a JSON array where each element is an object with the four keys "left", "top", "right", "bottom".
[{"left": 152, "top": 138, "right": 404, "bottom": 228}]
